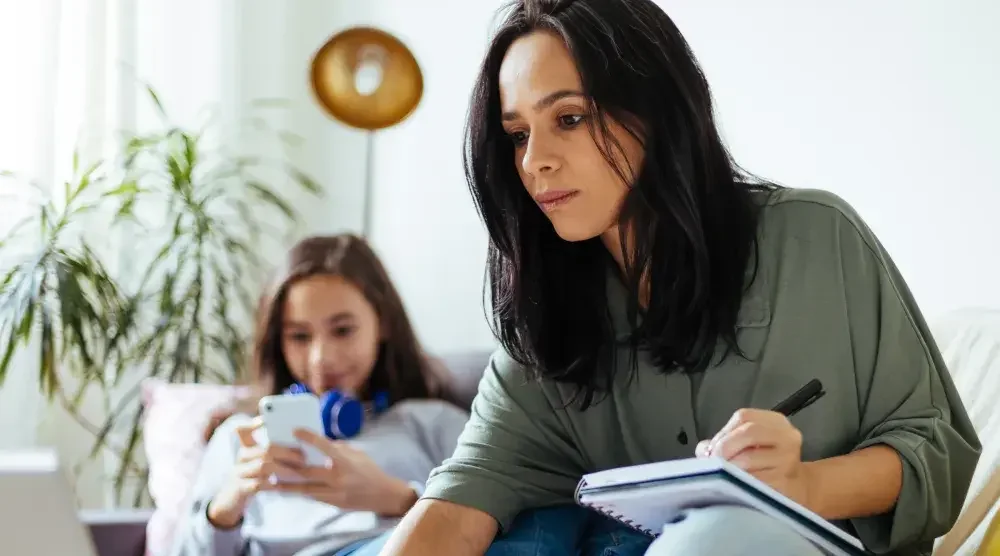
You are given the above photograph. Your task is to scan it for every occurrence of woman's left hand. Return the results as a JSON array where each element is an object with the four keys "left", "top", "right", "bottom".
[
  {"left": 277, "top": 428, "right": 418, "bottom": 517},
  {"left": 695, "top": 408, "right": 814, "bottom": 508}
]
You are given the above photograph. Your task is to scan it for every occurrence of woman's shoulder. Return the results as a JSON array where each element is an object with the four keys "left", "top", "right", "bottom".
[
  {"left": 759, "top": 187, "right": 861, "bottom": 224},
  {"left": 756, "top": 187, "right": 881, "bottom": 254}
]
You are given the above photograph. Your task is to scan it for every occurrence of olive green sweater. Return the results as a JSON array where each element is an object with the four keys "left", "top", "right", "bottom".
[{"left": 422, "top": 188, "right": 981, "bottom": 556}]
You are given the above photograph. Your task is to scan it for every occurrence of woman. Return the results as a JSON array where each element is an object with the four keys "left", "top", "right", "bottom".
[
  {"left": 375, "top": 1, "right": 983, "bottom": 555},
  {"left": 169, "top": 234, "right": 469, "bottom": 556}
]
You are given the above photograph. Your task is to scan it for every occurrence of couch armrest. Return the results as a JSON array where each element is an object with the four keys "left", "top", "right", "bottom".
[{"left": 80, "top": 508, "right": 153, "bottom": 556}]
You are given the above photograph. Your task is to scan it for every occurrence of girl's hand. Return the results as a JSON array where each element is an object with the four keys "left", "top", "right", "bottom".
[
  {"left": 695, "top": 408, "right": 815, "bottom": 509},
  {"left": 277, "top": 428, "right": 418, "bottom": 517},
  {"left": 207, "top": 418, "right": 306, "bottom": 528}
]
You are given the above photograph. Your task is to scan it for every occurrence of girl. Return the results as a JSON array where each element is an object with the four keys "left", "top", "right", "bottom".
[
  {"left": 377, "top": 1, "right": 981, "bottom": 555},
  {"left": 170, "top": 234, "right": 469, "bottom": 556}
]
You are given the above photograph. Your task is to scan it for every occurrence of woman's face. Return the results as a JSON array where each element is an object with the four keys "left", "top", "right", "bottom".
[
  {"left": 280, "top": 274, "right": 382, "bottom": 396},
  {"left": 498, "top": 30, "right": 644, "bottom": 245}
]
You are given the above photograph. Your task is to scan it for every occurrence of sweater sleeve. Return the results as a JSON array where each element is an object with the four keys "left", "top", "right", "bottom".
[
  {"left": 168, "top": 414, "right": 252, "bottom": 556},
  {"left": 421, "top": 350, "right": 585, "bottom": 532},
  {"left": 833, "top": 206, "right": 982, "bottom": 554}
]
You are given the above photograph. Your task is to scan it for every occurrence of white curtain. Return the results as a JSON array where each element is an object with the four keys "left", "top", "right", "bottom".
[
  {"left": 0, "top": 0, "right": 138, "bottom": 509},
  {"left": 0, "top": 0, "right": 110, "bottom": 447},
  {"left": 0, "top": 0, "right": 251, "bottom": 507}
]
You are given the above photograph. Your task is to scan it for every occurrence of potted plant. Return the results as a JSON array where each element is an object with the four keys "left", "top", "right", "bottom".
[{"left": 0, "top": 87, "right": 321, "bottom": 505}]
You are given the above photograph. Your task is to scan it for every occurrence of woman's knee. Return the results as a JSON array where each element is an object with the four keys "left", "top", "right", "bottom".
[{"left": 645, "top": 505, "right": 824, "bottom": 556}]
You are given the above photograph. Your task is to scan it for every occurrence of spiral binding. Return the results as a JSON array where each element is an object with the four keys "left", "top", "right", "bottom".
[{"left": 579, "top": 501, "right": 656, "bottom": 537}]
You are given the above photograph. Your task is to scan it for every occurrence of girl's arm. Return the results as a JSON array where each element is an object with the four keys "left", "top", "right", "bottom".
[{"left": 168, "top": 414, "right": 251, "bottom": 556}]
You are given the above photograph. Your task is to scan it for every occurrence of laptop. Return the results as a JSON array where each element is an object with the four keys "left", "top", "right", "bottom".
[{"left": 0, "top": 448, "right": 99, "bottom": 556}]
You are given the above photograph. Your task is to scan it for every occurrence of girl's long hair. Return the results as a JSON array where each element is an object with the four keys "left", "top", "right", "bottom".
[{"left": 250, "top": 234, "right": 453, "bottom": 405}]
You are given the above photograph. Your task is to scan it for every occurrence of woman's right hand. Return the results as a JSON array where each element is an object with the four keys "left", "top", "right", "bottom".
[{"left": 206, "top": 417, "right": 306, "bottom": 529}]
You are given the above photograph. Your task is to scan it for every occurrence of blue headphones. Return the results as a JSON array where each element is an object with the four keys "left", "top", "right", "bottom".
[{"left": 284, "top": 383, "right": 391, "bottom": 440}]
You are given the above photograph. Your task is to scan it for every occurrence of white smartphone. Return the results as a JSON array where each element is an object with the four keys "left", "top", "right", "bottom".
[{"left": 258, "top": 394, "right": 330, "bottom": 469}]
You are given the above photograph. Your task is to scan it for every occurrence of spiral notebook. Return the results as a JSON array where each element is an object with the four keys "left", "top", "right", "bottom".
[{"left": 574, "top": 457, "right": 870, "bottom": 556}]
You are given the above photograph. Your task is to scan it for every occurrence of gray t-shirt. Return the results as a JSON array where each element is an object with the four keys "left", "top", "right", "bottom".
[{"left": 169, "top": 398, "right": 469, "bottom": 556}]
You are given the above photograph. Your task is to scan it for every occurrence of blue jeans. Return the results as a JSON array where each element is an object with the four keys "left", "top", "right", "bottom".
[
  {"left": 333, "top": 505, "right": 651, "bottom": 556},
  {"left": 333, "top": 504, "right": 824, "bottom": 555}
]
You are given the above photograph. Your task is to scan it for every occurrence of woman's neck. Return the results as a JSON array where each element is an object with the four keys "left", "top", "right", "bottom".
[
  {"left": 601, "top": 224, "right": 626, "bottom": 272},
  {"left": 601, "top": 224, "right": 650, "bottom": 307}
]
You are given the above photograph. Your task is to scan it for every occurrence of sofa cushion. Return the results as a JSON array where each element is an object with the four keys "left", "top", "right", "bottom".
[
  {"left": 931, "top": 308, "right": 1000, "bottom": 555},
  {"left": 141, "top": 379, "right": 250, "bottom": 555},
  {"left": 437, "top": 350, "right": 492, "bottom": 410}
]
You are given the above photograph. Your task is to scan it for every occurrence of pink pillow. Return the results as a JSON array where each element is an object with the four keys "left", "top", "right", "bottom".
[{"left": 141, "top": 378, "right": 251, "bottom": 556}]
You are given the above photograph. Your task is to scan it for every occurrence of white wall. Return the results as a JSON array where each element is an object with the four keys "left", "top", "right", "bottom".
[
  {"left": 661, "top": 0, "right": 1000, "bottom": 319},
  {"left": 295, "top": 0, "right": 999, "bottom": 343},
  {"left": 246, "top": 0, "right": 503, "bottom": 355}
]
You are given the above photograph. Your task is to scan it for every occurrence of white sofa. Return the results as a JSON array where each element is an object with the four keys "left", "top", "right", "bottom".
[{"left": 932, "top": 308, "right": 1000, "bottom": 555}]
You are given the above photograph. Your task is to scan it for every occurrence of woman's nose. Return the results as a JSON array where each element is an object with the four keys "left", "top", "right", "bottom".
[{"left": 521, "top": 134, "right": 560, "bottom": 177}]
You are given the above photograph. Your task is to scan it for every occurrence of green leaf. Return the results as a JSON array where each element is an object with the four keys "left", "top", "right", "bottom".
[
  {"left": 16, "top": 298, "right": 34, "bottom": 340},
  {"left": 159, "top": 272, "right": 174, "bottom": 314},
  {"left": 286, "top": 165, "right": 322, "bottom": 195},
  {"left": 40, "top": 309, "right": 56, "bottom": 397},
  {"left": 0, "top": 265, "right": 39, "bottom": 389},
  {"left": 0, "top": 326, "right": 17, "bottom": 388},
  {"left": 245, "top": 181, "right": 295, "bottom": 220},
  {"left": 102, "top": 180, "right": 139, "bottom": 198},
  {"left": 114, "top": 196, "right": 136, "bottom": 224},
  {"left": 147, "top": 85, "right": 166, "bottom": 118},
  {"left": 113, "top": 406, "right": 145, "bottom": 504}
]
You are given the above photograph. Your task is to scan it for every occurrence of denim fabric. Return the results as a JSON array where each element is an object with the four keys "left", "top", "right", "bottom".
[
  {"left": 328, "top": 534, "right": 385, "bottom": 556},
  {"left": 329, "top": 505, "right": 824, "bottom": 556},
  {"left": 580, "top": 511, "right": 653, "bottom": 556},
  {"left": 485, "top": 505, "right": 591, "bottom": 556}
]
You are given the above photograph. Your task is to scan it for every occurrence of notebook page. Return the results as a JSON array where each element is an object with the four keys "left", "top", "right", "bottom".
[
  {"left": 577, "top": 457, "right": 865, "bottom": 553},
  {"left": 580, "top": 457, "right": 725, "bottom": 489},
  {"left": 579, "top": 477, "right": 858, "bottom": 556},
  {"left": 578, "top": 475, "right": 738, "bottom": 533}
]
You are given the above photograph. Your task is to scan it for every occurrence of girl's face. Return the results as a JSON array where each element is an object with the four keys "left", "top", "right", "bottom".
[
  {"left": 498, "top": 30, "right": 644, "bottom": 248},
  {"left": 280, "top": 274, "right": 382, "bottom": 396}
]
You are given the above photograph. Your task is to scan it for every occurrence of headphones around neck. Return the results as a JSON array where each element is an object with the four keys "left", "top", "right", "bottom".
[{"left": 284, "top": 383, "right": 391, "bottom": 440}]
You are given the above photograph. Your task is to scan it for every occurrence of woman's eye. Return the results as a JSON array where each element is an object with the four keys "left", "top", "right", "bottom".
[
  {"left": 287, "top": 333, "right": 310, "bottom": 343},
  {"left": 559, "top": 114, "right": 585, "bottom": 128},
  {"left": 508, "top": 130, "right": 528, "bottom": 146}
]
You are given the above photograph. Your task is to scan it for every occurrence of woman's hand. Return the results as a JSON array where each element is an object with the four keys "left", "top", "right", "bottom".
[
  {"left": 207, "top": 418, "right": 306, "bottom": 529},
  {"left": 695, "top": 408, "right": 815, "bottom": 509},
  {"left": 278, "top": 428, "right": 418, "bottom": 517}
]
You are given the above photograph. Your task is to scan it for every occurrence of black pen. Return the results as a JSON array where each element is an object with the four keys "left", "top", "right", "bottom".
[{"left": 771, "top": 379, "right": 825, "bottom": 417}]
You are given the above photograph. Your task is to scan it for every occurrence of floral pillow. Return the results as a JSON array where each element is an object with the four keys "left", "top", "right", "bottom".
[{"left": 140, "top": 378, "right": 251, "bottom": 556}]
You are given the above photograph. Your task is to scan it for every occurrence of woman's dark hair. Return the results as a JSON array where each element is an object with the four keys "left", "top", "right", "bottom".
[
  {"left": 466, "top": 0, "right": 774, "bottom": 408},
  {"left": 251, "top": 234, "right": 452, "bottom": 405}
]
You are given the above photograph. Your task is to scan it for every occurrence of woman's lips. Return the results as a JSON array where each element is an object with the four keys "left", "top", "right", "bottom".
[{"left": 534, "top": 189, "right": 580, "bottom": 212}]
